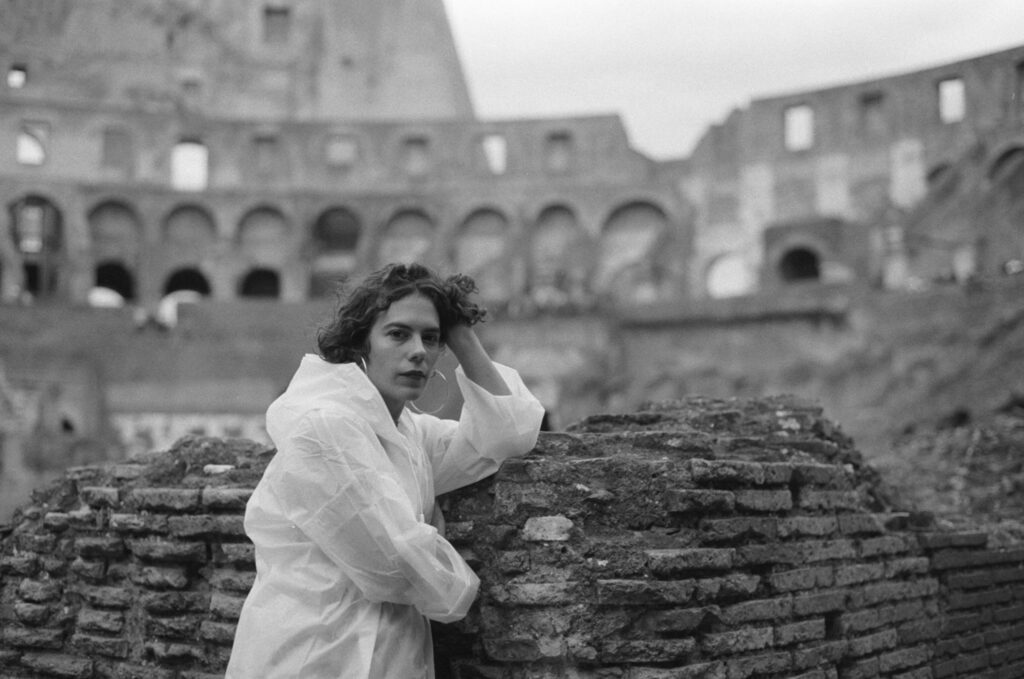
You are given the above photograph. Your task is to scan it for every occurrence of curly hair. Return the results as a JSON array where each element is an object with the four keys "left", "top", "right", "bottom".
[{"left": 317, "top": 263, "right": 487, "bottom": 364}]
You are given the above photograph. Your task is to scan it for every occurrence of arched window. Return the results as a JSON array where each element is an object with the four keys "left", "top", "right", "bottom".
[
  {"left": 164, "top": 267, "right": 211, "bottom": 296},
  {"left": 531, "top": 205, "right": 592, "bottom": 309},
  {"left": 237, "top": 206, "right": 288, "bottom": 266},
  {"left": 310, "top": 207, "right": 362, "bottom": 298},
  {"left": 596, "top": 202, "right": 666, "bottom": 293},
  {"left": 454, "top": 208, "right": 510, "bottom": 302},
  {"left": 163, "top": 204, "right": 216, "bottom": 256},
  {"left": 9, "top": 195, "right": 63, "bottom": 298},
  {"left": 95, "top": 261, "right": 136, "bottom": 301},
  {"left": 779, "top": 247, "right": 821, "bottom": 282},
  {"left": 378, "top": 210, "right": 434, "bottom": 266},
  {"left": 238, "top": 268, "right": 280, "bottom": 298}
]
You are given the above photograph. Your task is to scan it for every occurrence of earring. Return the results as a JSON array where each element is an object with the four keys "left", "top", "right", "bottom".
[
  {"left": 408, "top": 369, "right": 449, "bottom": 416},
  {"left": 359, "top": 356, "right": 368, "bottom": 372}
]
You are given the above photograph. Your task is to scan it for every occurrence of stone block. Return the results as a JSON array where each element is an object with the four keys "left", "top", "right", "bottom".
[
  {"left": 489, "top": 582, "right": 577, "bottom": 605},
  {"left": 884, "top": 557, "right": 930, "bottom": 578},
  {"left": 837, "top": 514, "right": 884, "bottom": 535},
  {"left": 725, "top": 651, "right": 791, "bottom": 679},
  {"left": 148, "top": 615, "right": 200, "bottom": 638},
  {"left": 69, "top": 558, "right": 106, "bottom": 581},
  {"left": 77, "top": 586, "right": 133, "bottom": 609},
  {"left": 209, "top": 592, "right": 246, "bottom": 620},
  {"left": 596, "top": 579, "right": 695, "bottom": 606},
  {"left": 70, "top": 632, "right": 130, "bottom": 659},
  {"left": 777, "top": 516, "right": 838, "bottom": 538},
  {"left": 521, "top": 515, "right": 573, "bottom": 541},
  {"left": 128, "top": 488, "right": 202, "bottom": 512},
  {"left": 793, "top": 589, "right": 847, "bottom": 616},
  {"left": 128, "top": 539, "right": 207, "bottom": 563},
  {"left": 200, "top": 487, "right": 252, "bottom": 510},
  {"left": 80, "top": 486, "right": 120, "bottom": 508},
  {"left": 640, "top": 606, "right": 718, "bottom": 633},
  {"left": 131, "top": 566, "right": 190, "bottom": 590},
  {"left": 834, "top": 563, "right": 885, "bottom": 587},
  {"left": 597, "top": 639, "right": 695, "bottom": 663},
  {"left": 75, "top": 536, "right": 125, "bottom": 559},
  {"left": 847, "top": 629, "right": 898, "bottom": 657},
  {"left": 77, "top": 607, "right": 124, "bottom": 634},
  {"left": 17, "top": 579, "right": 62, "bottom": 603},
  {"left": 199, "top": 620, "right": 238, "bottom": 646},
  {"left": 734, "top": 489, "right": 792, "bottom": 512},
  {"left": 216, "top": 542, "right": 255, "bottom": 567},
  {"left": 646, "top": 548, "right": 734, "bottom": 575},
  {"left": 798, "top": 490, "right": 862, "bottom": 511},
  {"left": 688, "top": 459, "right": 766, "bottom": 486},
  {"left": 769, "top": 566, "right": 834, "bottom": 592},
  {"left": 1, "top": 554, "right": 40, "bottom": 577},
  {"left": 167, "top": 514, "right": 245, "bottom": 538},
  {"left": 774, "top": 619, "right": 825, "bottom": 646},
  {"left": 693, "top": 574, "right": 761, "bottom": 601},
  {"left": 701, "top": 626, "right": 773, "bottom": 656},
  {"left": 700, "top": 517, "right": 777, "bottom": 543},
  {"left": 877, "top": 644, "right": 932, "bottom": 673},
  {"left": 665, "top": 488, "right": 735, "bottom": 513},
  {"left": 13, "top": 603, "right": 51, "bottom": 626},
  {"left": 1, "top": 626, "right": 63, "bottom": 649},
  {"left": 859, "top": 535, "right": 913, "bottom": 558},
  {"left": 110, "top": 513, "right": 169, "bottom": 534},
  {"left": 209, "top": 569, "right": 256, "bottom": 593},
  {"left": 143, "top": 641, "right": 204, "bottom": 662},
  {"left": 141, "top": 591, "right": 209, "bottom": 614},
  {"left": 19, "top": 653, "right": 93, "bottom": 678},
  {"left": 719, "top": 596, "right": 792, "bottom": 624}
]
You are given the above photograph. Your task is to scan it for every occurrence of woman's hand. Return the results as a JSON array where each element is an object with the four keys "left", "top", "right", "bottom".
[{"left": 445, "top": 324, "right": 511, "bottom": 397}]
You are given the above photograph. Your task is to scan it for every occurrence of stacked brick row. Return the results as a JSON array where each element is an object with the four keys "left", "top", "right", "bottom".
[{"left": 0, "top": 397, "right": 1022, "bottom": 678}]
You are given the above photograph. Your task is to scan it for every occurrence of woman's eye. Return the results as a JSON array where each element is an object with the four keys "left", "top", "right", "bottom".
[
  {"left": 424, "top": 335, "right": 440, "bottom": 347},
  {"left": 388, "top": 329, "right": 408, "bottom": 340}
]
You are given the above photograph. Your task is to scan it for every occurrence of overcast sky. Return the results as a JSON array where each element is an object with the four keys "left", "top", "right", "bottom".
[{"left": 443, "top": 0, "right": 1024, "bottom": 160}]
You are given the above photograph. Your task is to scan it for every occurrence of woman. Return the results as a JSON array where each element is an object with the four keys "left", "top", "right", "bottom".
[{"left": 226, "top": 263, "right": 544, "bottom": 679}]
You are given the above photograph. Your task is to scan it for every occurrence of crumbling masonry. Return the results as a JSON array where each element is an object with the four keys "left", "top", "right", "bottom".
[{"left": 1, "top": 397, "right": 1022, "bottom": 678}]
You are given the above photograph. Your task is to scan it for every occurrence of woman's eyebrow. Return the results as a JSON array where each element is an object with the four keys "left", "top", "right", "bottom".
[{"left": 383, "top": 321, "right": 441, "bottom": 332}]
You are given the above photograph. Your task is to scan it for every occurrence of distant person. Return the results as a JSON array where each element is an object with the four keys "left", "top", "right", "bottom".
[{"left": 226, "top": 263, "right": 544, "bottom": 679}]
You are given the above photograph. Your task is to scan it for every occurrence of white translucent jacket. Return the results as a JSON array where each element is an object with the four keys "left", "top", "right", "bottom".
[{"left": 225, "top": 355, "right": 544, "bottom": 679}]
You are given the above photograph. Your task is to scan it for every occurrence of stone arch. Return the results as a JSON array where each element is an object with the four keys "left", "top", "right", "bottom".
[
  {"left": 163, "top": 267, "right": 211, "bottom": 296},
  {"left": 163, "top": 204, "right": 216, "bottom": 255},
  {"left": 778, "top": 246, "right": 822, "bottom": 282},
  {"left": 704, "top": 252, "right": 755, "bottom": 299},
  {"left": 377, "top": 208, "right": 434, "bottom": 267},
  {"left": 310, "top": 206, "right": 361, "bottom": 297},
  {"left": 94, "top": 260, "right": 135, "bottom": 302},
  {"left": 595, "top": 201, "right": 668, "bottom": 297},
  {"left": 8, "top": 194, "right": 64, "bottom": 299},
  {"left": 237, "top": 205, "right": 289, "bottom": 266},
  {"left": 454, "top": 207, "right": 510, "bottom": 302},
  {"left": 530, "top": 204, "right": 593, "bottom": 309},
  {"left": 988, "top": 145, "right": 1024, "bottom": 182},
  {"left": 87, "top": 200, "right": 141, "bottom": 295},
  {"left": 238, "top": 267, "right": 280, "bottom": 298}
]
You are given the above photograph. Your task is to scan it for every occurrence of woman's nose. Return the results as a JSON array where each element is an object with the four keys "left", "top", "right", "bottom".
[{"left": 409, "top": 335, "right": 427, "bottom": 359}]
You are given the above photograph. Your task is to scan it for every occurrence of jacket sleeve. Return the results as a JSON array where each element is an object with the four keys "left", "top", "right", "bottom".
[
  {"left": 267, "top": 410, "right": 479, "bottom": 623},
  {"left": 422, "top": 362, "right": 544, "bottom": 496}
]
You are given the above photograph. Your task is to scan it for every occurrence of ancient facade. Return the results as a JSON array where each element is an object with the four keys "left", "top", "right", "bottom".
[
  {"left": 684, "top": 44, "right": 1024, "bottom": 297},
  {"left": 0, "top": 398, "right": 1022, "bottom": 678},
  {"left": 0, "top": 0, "right": 691, "bottom": 312}
]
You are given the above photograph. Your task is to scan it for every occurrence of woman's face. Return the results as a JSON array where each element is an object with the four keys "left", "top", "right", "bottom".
[{"left": 364, "top": 292, "right": 443, "bottom": 420}]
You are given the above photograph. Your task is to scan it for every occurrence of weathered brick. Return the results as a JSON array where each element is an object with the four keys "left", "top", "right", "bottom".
[
  {"left": 78, "top": 585, "right": 133, "bottom": 609},
  {"left": 688, "top": 458, "right": 766, "bottom": 485},
  {"left": 761, "top": 462, "right": 795, "bottom": 484},
  {"left": 69, "top": 557, "right": 105, "bottom": 581},
  {"left": 77, "top": 607, "right": 124, "bottom": 634},
  {"left": 700, "top": 517, "right": 777, "bottom": 542},
  {"left": 200, "top": 487, "right": 252, "bottom": 509},
  {"left": 490, "top": 582, "right": 577, "bottom": 605},
  {"left": 199, "top": 620, "right": 238, "bottom": 645},
  {"left": 769, "top": 566, "right": 834, "bottom": 592},
  {"left": 849, "top": 579, "right": 938, "bottom": 607},
  {"left": 143, "top": 641, "right": 204, "bottom": 662},
  {"left": 129, "top": 488, "right": 201, "bottom": 512},
  {"left": 885, "top": 557, "right": 930, "bottom": 578},
  {"left": 878, "top": 645, "right": 932, "bottom": 673},
  {"left": 834, "top": 563, "right": 885, "bottom": 586},
  {"left": 167, "top": 514, "right": 245, "bottom": 538},
  {"left": 640, "top": 606, "right": 717, "bottom": 633},
  {"left": 597, "top": 639, "right": 695, "bottom": 663},
  {"left": 131, "top": 565, "right": 189, "bottom": 590},
  {"left": 1, "top": 626, "right": 63, "bottom": 649},
  {"left": 19, "top": 653, "right": 93, "bottom": 678},
  {"left": 1, "top": 554, "right": 40, "bottom": 576},
  {"left": 128, "top": 538, "right": 207, "bottom": 563},
  {"left": 737, "top": 543, "right": 802, "bottom": 565},
  {"left": 215, "top": 542, "right": 255, "bottom": 567},
  {"left": 775, "top": 619, "right": 826, "bottom": 646},
  {"left": 792, "top": 640, "right": 848, "bottom": 669},
  {"left": 733, "top": 489, "right": 792, "bottom": 512},
  {"left": 948, "top": 587, "right": 1014, "bottom": 611},
  {"left": 110, "top": 464, "right": 146, "bottom": 479},
  {"left": 647, "top": 548, "right": 733, "bottom": 574},
  {"left": 842, "top": 656, "right": 880, "bottom": 679},
  {"left": 838, "top": 513, "right": 885, "bottom": 535},
  {"left": 701, "top": 626, "right": 773, "bottom": 656},
  {"left": 859, "top": 535, "right": 913, "bottom": 558},
  {"left": 522, "top": 515, "right": 573, "bottom": 541},
  {"left": 777, "top": 516, "right": 838, "bottom": 538},
  {"left": 15, "top": 533, "right": 56, "bottom": 553},
  {"left": 917, "top": 531, "right": 988, "bottom": 549},
  {"left": 42, "top": 512, "right": 71, "bottom": 531},
  {"left": 80, "top": 486, "right": 120, "bottom": 508},
  {"left": 13, "top": 602, "right": 52, "bottom": 626},
  {"left": 793, "top": 589, "right": 847, "bottom": 616},
  {"left": 148, "top": 615, "right": 200, "bottom": 638},
  {"left": 847, "top": 629, "right": 898, "bottom": 656},
  {"left": 596, "top": 579, "right": 695, "bottom": 606},
  {"left": 18, "top": 579, "right": 62, "bottom": 603},
  {"left": 209, "top": 591, "right": 246, "bottom": 620},
  {"left": 628, "top": 662, "right": 727, "bottom": 679},
  {"left": 693, "top": 574, "right": 760, "bottom": 601},
  {"left": 101, "top": 663, "right": 177, "bottom": 679},
  {"left": 725, "top": 651, "right": 791, "bottom": 679},
  {"left": 719, "top": 596, "right": 792, "bottom": 624},
  {"left": 897, "top": 619, "right": 942, "bottom": 644},
  {"left": 70, "top": 632, "right": 130, "bottom": 658},
  {"left": 665, "top": 488, "right": 735, "bottom": 513},
  {"left": 799, "top": 489, "right": 862, "bottom": 511},
  {"left": 110, "top": 512, "right": 169, "bottom": 534},
  {"left": 141, "top": 591, "right": 210, "bottom": 614},
  {"left": 75, "top": 536, "right": 125, "bottom": 559},
  {"left": 791, "top": 462, "right": 852, "bottom": 488}
]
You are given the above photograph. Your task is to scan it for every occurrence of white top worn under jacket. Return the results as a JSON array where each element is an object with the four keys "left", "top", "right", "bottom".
[{"left": 225, "top": 354, "right": 544, "bottom": 679}]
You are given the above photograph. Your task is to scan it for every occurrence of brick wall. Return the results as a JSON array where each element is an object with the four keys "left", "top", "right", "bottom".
[{"left": 1, "top": 397, "right": 1022, "bottom": 678}]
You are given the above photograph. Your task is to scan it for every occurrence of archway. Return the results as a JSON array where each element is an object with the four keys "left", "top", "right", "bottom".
[
  {"left": 531, "top": 205, "right": 592, "bottom": 309},
  {"left": 238, "top": 268, "right": 281, "bottom": 298},
  {"left": 778, "top": 247, "right": 821, "bottom": 282},
  {"left": 310, "top": 206, "right": 361, "bottom": 297},
  {"left": 238, "top": 206, "right": 288, "bottom": 266},
  {"left": 9, "top": 195, "right": 63, "bottom": 298},
  {"left": 163, "top": 204, "right": 216, "bottom": 254},
  {"left": 163, "top": 267, "right": 211, "bottom": 296},
  {"left": 596, "top": 201, "right": 667, "bottom": 296},
  {"left": 95, "top": 260, "right": 136, "bottom": 301},
  {"left": 454, "top": 208, "right": 510, "bottom": 302},
  {"left": 377, "top": 209, "right": 434, "bottom": 266}
]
